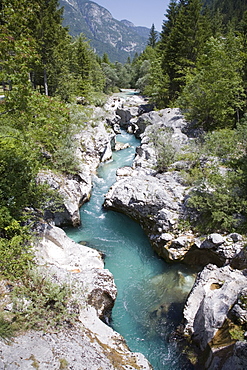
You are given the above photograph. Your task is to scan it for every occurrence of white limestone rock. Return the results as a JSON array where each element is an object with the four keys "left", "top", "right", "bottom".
[
  {"left": 37, "top": 170, "right": 91, "bottom": 227},
  {"left": 183, "top": 264, "right": 247, "bottom": 351},
  {"left": 3, "top": 223, "right": 152, "bottom": 370}
]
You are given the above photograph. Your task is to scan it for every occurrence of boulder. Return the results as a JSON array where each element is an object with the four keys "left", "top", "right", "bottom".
[
  {"left": 104, "top": 168, "right": 185, "bottom": 241},
  {"left": 134, "top": 108, "right": 187, "bottom": 138},
  {"left": 183, "top": 264, "right": 247, "bottom": 351},
  {"left": 116, "top": 106, "right": 138, "bottom": 128},
  {"left": 37, "top": 170, "right": 91, "bottom": 227}
]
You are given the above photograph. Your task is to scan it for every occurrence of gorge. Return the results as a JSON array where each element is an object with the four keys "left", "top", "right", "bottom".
[
  {"left": 1, "top": 91, "right": 247, "bottom": 369},
  {"left": 65, "top": 124, "right": 196, "bottom": 369}
]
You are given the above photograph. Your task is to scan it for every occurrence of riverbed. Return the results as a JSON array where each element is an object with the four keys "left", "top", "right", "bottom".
[{"left": 66, "top": 126, "right": 195, "bottom": 369}]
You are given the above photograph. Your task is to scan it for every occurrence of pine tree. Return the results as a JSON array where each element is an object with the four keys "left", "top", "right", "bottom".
[
  {"left": 178, "top": 32, "right": 245, "bottom": 129},
  {"left": 147, "top": 24, "right": 158, "bottom": 48},
  {"left": 28, "top": 0, "right": 70, "bottom": 96},
  {"left": 159, "top": 0, "right": 180, "bottom": 50},
  {"left": 160, "top": 0, "right": 208, "bottom": 102}
]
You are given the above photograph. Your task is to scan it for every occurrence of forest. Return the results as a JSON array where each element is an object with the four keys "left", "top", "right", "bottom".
[{"left": 1, "top": 0, "right": 247, "bottom": 335}]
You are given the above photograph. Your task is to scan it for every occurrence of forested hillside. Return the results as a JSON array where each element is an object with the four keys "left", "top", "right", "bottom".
[
  {"left": 132, "top": 0, "right": 247, "bottom": 232},
  {"left": 203, "top": 0, "right": 247, "bottom": 24}
]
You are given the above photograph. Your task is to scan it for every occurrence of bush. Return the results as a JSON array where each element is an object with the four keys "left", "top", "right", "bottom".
[
  {"left": 187, "top": 168, "right": 247, "bottom": 233},
  {"left": 148, "top": 126, "right": 177, "bottom": 171},
  {"left": 11, "top": 270, "right": 79, "bottom": 331},
  {"left": 0, "top": 208, "right": 34, "bottom": 280},
  {"left": 0, "top": 315, "right": 14, "bottom": 340}
]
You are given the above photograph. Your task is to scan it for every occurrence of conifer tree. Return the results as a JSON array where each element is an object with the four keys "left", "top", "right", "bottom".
[
  {"left": 178, "top": 32, "right": 245, "bottom": 129},
  {"left": 147, "top": 24, "right": 158, "bottom": 48},
  {"left": 159, "top": 0, "right": 180, "bottom": 50},
  {"left": 28, "top": 0, "right": 70, "bottom": 96},
  {"left": 160, "top": 0, "right": 208, "bottom": 102}
]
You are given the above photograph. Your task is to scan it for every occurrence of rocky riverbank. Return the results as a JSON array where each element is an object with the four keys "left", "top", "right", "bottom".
[
  {"left": 0, "top": 94, "right": 152, "bottom": 370},
  {"left": 103, "top": 97, "right": 247, "bottom": 368}
]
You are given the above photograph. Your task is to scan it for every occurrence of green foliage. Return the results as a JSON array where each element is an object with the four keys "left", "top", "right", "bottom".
[
  {"left": 229, "top": 327, "right": 245, "bottom": 341},
  {"left": 187, "top": 171, "right": 247, "bottom": 233},
  {"left": 0, "top": 135, "right": 39, "bottom": 216},
  {"left": 101, "top": 63, "right": 119, "bottom": 93},
  {"left": 26, "top": 93, "right": 71, "bottom": 154},
  {"left": 59, "top": 358, "right": 69, "bottom": 369},
  {"left": 178, "top": 34, "right": 245, "bottom": 130},
  {"left": 148, "top": 126, "right": 177, "bottom": 171},
  {"left": 132, "top": 46, "right": 158, "bottom": 94},
  {"left": 0, "top": 208, "right": 33, "bottom": 280},
  {"left": 0, "top": 314, "right": 13, "bottom": 340},
  {"left": 160, "top": 0, "right": 209, "bottom": 102},
  {"left": 183, "top": 125, "right": 247, "bottom": 233},
  {"left": 204, "top": 0, "right": 247, "bottom": 26},
  {"left": 11, "top": 270, "right": 78, "bottom": 331},
  {"left": 203, "top": 128, "right": 239, "bottom": 162},
  {"left": 147, "top": 24, "right": 159, "bottom": 48},
  {"left": 143, "top": 56, "right": 169, "bottom": 108}
]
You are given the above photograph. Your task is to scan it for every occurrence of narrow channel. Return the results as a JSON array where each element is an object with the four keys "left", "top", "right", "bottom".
[{"left": 66, "top": 129, "right": 195, "bottom": 369}]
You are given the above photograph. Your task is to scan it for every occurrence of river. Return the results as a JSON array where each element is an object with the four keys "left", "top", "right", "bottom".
[{"left": 66, "top": 108, "right": 195, "bottom": 369}]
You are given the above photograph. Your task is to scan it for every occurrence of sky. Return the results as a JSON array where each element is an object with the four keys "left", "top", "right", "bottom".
[{"left": 94, "top": 0, "right": 170, "bottom": 31}]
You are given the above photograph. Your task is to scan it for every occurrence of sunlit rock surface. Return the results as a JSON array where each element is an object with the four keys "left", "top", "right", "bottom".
[
  {"left": 103, "top": 97, "right": 247, "bottom": 368},
  {"left": 0, "top": 224, "right": 152, "bottom": 369}
]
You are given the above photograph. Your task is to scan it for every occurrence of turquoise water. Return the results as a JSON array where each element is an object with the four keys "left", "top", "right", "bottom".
[{"left": 66, "top": 130, "right": 195, "bottom": 370}]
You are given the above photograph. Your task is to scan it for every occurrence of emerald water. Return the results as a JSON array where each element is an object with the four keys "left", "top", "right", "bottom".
[{"left": 66, "top": 130, "right": 195, "bottom": 369}]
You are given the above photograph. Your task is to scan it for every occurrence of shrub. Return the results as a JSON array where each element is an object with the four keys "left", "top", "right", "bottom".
[
  {"left": 11, "top": 270, "right": 79, "bottom": 331},
  {"left": 0, "top": 208, "right": 34, "bottom": 280},
  {"left": 187, "top": 170, "right": 247, "bottom": 233},
  {"left": 148, "top": 126, "right": 177, "bottom": 171},
  {"left": 0, "top": 314, "right": 14, "bottom": 340}
]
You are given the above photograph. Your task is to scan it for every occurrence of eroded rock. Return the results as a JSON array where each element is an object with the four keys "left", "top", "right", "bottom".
[
  {"left": 0, "top": 223, "right": 152, "bottom": 369},
  {"left": 183, "top": 264, "right": 247, "bottom": 351}
]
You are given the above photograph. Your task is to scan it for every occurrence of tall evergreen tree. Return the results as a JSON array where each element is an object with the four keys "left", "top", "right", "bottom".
[
  {"left": 28, "top": 0, "right": 70, "bottom": 96},
  {"left": 160, "top": 0, "right": 208, "bottom": 102},
  {"left": 147, "top": 24, "right": 158, "bottom": 48},
  {"left": 69, "top": 35, "right": 105, "bottom": 97},
  {"left": 178, "top": 32, "right": 245, "bottom": 129},
  {"left": 159, "top": 0, "right": 180, "bottom": 50}
]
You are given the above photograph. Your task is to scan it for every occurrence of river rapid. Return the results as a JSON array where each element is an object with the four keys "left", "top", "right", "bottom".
[{"left": 66, "top": 96, "right": 195, "bottom": 369}]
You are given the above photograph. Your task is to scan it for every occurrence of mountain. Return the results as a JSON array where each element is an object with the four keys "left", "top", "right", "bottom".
[{"left": 60, "top": 0, "right": 151, "bottom": 63}]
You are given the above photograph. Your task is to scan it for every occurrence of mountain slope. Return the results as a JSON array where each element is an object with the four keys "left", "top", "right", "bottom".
[
  {"left": 60, "top": 0, "right": 150, "bottom": 62},
  {"left": 203, "top": 0, "right": 247, "bottom": 23}
]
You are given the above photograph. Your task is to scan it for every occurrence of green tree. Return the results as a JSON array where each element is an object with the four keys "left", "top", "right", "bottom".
[
  {"left": 114, "top": 62, "right": 132, "bottom": 88},
  {"left": 101, "top": 63, "right": 119, "bottom": 93},
  {"left": 71, "top": 35, "right": 93, "bottom": 97},
  {"left": 0, "top": 0, "right": 38, "bottom": 111},
  {"left": 159, "top": 0, "right": 180, "bottom": 50},
  {"left": 161, "top": 0, "right": 208, "bottom": 102},
  {"left": 143, "top": 56, "right": 169, "bottom": 108},
  {"left": 69, "top": 35, "right": 105, "bottom": 97},
  {"left": 178, "top": 33, "right": 245, "bottom": 129},
  {"left": 102, "top": 52, "right": 111, "bottom": 64},
  {"left": 147, "top": 24, "right": 159, "bottom": 48},
  {"left": 28, "top": 0, "right": 70, "bottom": 96}
]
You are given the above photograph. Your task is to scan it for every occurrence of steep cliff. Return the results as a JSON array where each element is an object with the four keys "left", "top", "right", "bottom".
[{"left": 60, "top": 0, "right": 150, "bottom": 62}]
